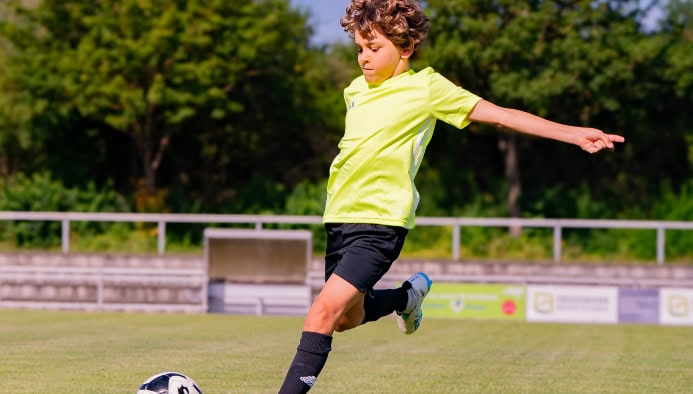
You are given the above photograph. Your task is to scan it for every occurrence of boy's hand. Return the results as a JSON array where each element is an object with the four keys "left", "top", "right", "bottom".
[{"left": 577, "top": 128, "right": 625, "bottom": 153}]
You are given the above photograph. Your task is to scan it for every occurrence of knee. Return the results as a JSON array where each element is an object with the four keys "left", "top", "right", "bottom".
[
  {"left": 305, "top": 300, "right": 342, "bottom": 331},
  {"left": 306, "top": 301, "right": 361, "bottom": 333}
]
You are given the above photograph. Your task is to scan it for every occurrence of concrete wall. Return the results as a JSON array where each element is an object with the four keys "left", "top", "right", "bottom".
[
  {"left": 0, "top": 252, "right": 207, "bottom": 312},
  {"left": 1, "top": 252, "right": 691, "bottom": 313},
  {"left": 361, "top": 259, "right": 693, "bottom": 288}
]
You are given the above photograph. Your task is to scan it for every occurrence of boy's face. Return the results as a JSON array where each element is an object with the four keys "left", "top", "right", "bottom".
[{"left": 355, "top": 26, "right": 413, "bottom": 85}]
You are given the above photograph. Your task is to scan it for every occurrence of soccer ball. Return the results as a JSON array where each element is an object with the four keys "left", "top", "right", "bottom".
[{"left": 137, "top": 371, "right": 203, "bottom": 394}]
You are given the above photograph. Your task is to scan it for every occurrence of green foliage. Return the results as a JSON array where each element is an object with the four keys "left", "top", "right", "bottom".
[
  {"left": 655, "top": 182, "right": 693, "bottom": 260},
  {"left": 422, "top": 0, "right": 691, "bottom": 214},
  {"left": 226, "top": 175, "right": 287, "bottom": 215},
  {"left": 0, "top": 172, "right": 129, "bottom": 248},
  {"left": 532, "top": 180, "right": 693, "bottom": 263},
  {"left": 0, "top": 0, "right": 338, "bottom": 204},
  {"left": 285, "top": 179, "right": 326, "bottom": 216},
  {"left": 0, "top": 171, "right": 127, "bottom": 213},
  {"left": 405, "top": 178, "right": 693, "bottom": 263},
  {"left": 0, "top": 1, "right": 690, "bottom": 261},
  {"left": 283, "top": 179, "right": 327, "bottom": 252},
  {"left": 402, "top": 226, "right": 454, "bottom": 259},
  {"left": 69, "top": 222, "right": 160, "bottom": 254}
]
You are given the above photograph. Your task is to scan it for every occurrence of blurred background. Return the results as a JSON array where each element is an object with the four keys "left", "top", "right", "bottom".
[{"left": 0, "top": 0, "right": 690, "bottom": 262}]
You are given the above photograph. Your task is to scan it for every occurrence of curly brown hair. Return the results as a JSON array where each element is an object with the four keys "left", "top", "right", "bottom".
[{"left": 340, "top": 0, "right": 429, "bottom": 50}]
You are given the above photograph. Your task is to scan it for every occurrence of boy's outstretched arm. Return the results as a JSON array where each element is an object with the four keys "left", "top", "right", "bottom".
[{"left": 468, "top": 100, "right": 625, "bottom": 153}]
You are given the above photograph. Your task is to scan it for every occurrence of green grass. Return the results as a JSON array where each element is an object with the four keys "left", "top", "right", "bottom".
[{"left": 1, "top": 309, "right": 692, "bottom": 393}]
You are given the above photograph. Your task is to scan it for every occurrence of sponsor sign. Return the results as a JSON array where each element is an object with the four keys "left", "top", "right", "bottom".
[
  {"left": 423, "top": 283, "right": 525, "bottom": 320},
  {"left": 660, "top": 288, "right": 693, "bottom": 326},
  {"left": 618, "top": 288, "right": 659, "bottom": 324},
  {"left": 527, "top": 285, "right": 618, "bottom": 324}
]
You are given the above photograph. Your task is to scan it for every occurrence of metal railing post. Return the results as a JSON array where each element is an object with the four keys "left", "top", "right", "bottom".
[
  {"left": 452, "top": 225, "right": 460, "bottom": 261},
  {"left": 656, "top": 227, "right": 665, "bottom": 265},
  {"left": 553, "top": 225, "right": 562, "bottom": 262},
  {"left": 157, "top": 221, "right": 166, "bottom": 255},
  {"left": 61, "top": 219, "right": 70, "bottom": 253}
]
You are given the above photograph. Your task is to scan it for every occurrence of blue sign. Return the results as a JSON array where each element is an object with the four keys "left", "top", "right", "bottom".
[{"left": 618, "top": 288, "right": 659, "bottom": 324}]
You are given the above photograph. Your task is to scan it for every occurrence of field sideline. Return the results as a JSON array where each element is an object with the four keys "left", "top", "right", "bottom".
[{"left": 1, "top": 309, "right": 691, "bottom": 393}]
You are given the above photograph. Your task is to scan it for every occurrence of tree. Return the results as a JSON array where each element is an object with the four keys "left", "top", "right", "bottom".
[
  {"left": 0, "top": 0, "right": 319, "bottom": 204},
  {"left": 0, "top": 0, "right": 40, "bottom": 178},
  {"left": 421, "top": 0, "right": 690, "bottom": 221},
  {"left": 662, "top": 0, "right": 693, "bottom": 168}
]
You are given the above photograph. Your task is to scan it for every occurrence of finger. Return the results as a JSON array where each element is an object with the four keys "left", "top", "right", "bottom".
[
  {"left": 587, "top": 140, "right": 602, "bottom": 154},
  {"left": 598, "top": 134, "right": 614, "bottom": 149},
  {"left": 608, "top": 134, "right": 625, "bottom": 143}
]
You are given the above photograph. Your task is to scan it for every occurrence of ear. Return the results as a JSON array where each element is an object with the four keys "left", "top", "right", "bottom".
[{"left": 400, "top": 39, "right": 415, "bottom": 59}]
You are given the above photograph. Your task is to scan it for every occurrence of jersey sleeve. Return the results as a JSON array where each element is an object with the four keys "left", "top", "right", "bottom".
[{"left": 426, "top": 68, "right": 482, "bottom": 129}]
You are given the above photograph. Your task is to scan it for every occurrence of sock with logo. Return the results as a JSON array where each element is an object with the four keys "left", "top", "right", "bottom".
[
  {"left": 361, "top": 284, "right": 410, "bottom": 324},
  {"left": 278, "top": 331, "right": 332, "bottom": 394}
]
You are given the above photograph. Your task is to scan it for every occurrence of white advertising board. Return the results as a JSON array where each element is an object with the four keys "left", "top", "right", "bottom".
[
  {"left": 660, "top": 288, "right": 693, "bottom": 326},
  {"left": 527, "top": 285, "right": 618, "bottom": 324}
]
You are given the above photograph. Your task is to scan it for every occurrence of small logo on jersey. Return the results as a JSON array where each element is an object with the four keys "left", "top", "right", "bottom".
[
  {"left": 300, "top": 376, "right": 317, "bottom": 387},
  {"left": 348, "top": 100, "right": 355, "bottom": 110}
]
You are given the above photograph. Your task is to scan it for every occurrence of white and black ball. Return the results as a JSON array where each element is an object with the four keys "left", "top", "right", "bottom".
[{"left": 137, "top": 371, "right": 203, "bottom": 394}]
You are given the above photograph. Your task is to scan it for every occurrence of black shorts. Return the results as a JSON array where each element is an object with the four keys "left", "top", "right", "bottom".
[{"left": 324, "top": 223, "right": 408, "bottom": 293}]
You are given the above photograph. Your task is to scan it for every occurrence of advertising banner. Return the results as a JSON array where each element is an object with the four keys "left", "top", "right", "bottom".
[
  {"left": 660, "top": 288, "right": 693, "bottom": 326},
  {"left": 527, "top": 285, "right": 618, "bottom": 324},
  {"left": 423, "top": 283, "right": 526, "bottom": 320},
  {"left": 618, "top": 288, "right": 659, "bottom": 324}
]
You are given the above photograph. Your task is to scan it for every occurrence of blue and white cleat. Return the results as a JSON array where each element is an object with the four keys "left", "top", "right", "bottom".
[{"left": 396, "top": 272, "right": 432, "bottom": 334}]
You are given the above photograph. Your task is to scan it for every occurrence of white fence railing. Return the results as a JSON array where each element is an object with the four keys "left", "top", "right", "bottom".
[{"left": 0, "top": 211, "right": 690, "bottom": 264}]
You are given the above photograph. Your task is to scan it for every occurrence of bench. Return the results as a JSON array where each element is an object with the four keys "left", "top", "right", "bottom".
[{"left": 204, "top": 228, "right": 313, "bottom": 315}]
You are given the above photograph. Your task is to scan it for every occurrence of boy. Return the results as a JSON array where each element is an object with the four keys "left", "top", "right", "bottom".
[{"left": 279, "top": 0, "right": 625, "bottom": 392}]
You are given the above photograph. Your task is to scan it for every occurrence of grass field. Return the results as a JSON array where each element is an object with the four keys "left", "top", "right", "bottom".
[{"left": 1, "top": 309, "right": 691, "bottom": 393}]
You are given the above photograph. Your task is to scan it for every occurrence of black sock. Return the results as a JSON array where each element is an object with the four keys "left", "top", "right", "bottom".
[
  {"left": 278, "top": 331, "right": 333, "bottom": 394},
  {"left": 361, "top": 286, "right": 409, "bottom": 324}
]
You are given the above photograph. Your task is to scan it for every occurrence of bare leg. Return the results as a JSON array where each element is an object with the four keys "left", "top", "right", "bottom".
[
  {"left": 279, "top": 274, "right": 364, "bottom": 393},
  {"left": 304, "top": 273, "right": 364, "bottom": 334}
]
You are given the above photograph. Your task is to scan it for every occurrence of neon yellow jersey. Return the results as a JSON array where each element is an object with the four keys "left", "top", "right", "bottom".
[{"left": 323, "top": 67, "right": 482, "bottom": 229}]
